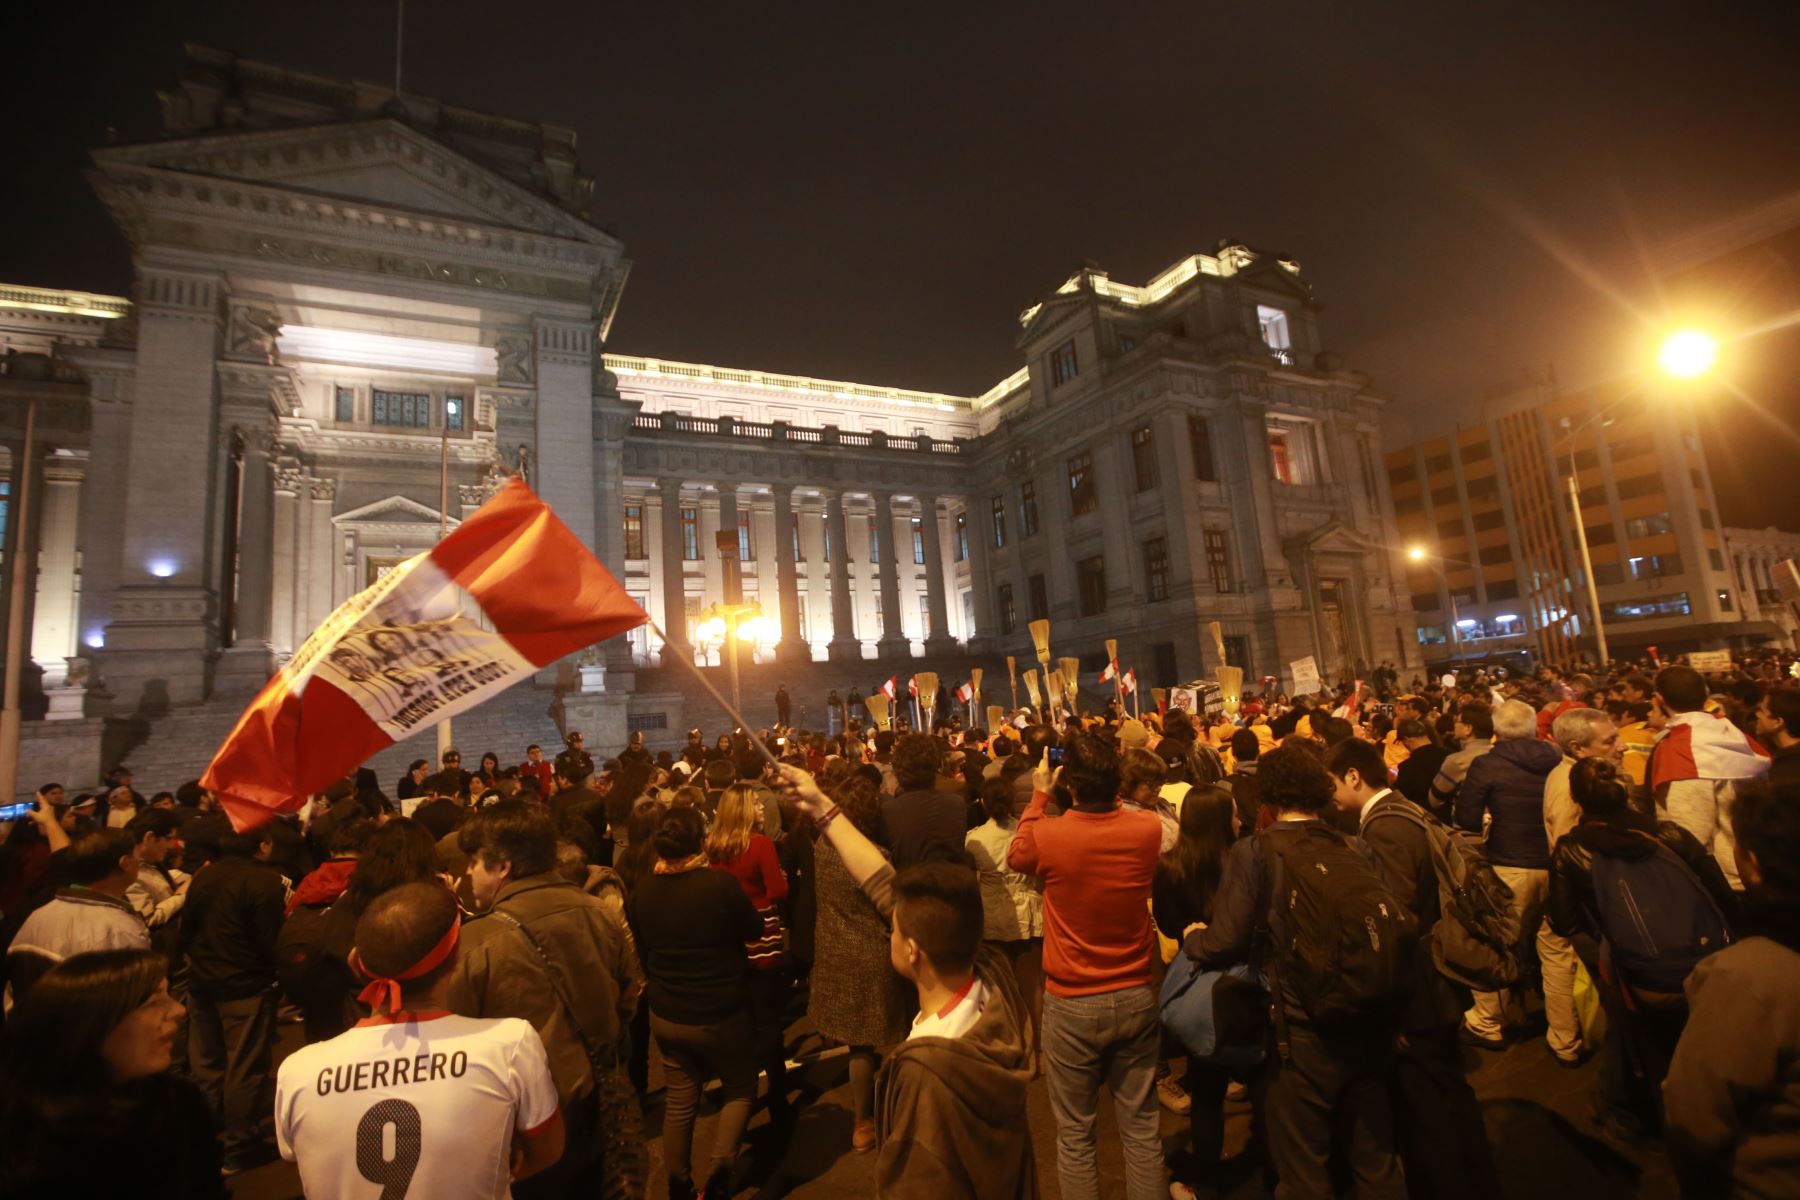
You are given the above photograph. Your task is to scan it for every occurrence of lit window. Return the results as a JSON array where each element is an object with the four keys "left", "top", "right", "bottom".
[
  {"left": 1258, "top": 305, "right": 1292, "bottom": 364},
  {"left": 623, "top": 505, "right": 644, "bottom": 559},
  {"left": 1131, "top": 425, "right": 1157, "bottom": 492},
  {"left": 868, "top": 520, "right": 880, "bottom": 563},
  {"left": 791, "top": 513, "right": 804, "bottom": 562},
  {"left": 1050, "top": 339, "right": 1079, "bottom": 386},
  {"left": 372, "top": 389, "right": 431, "bottom": 427},
  {"left": 918, "top": 595, "right": 932, "bottom": 638},
  {"left": 1067, "top": 450, "right": 1097, "bottom": 515},
  {"left": 1077, "top": 555, "right": 1107, "bottom": 616},
  {"left": 1145, "top": 537, "right": 1169, "bottom": 603},
  {"left": 680, "top": 508, "right": 698, "bottom": 561},
  {"left": 991, "top": 495, "right": 1007, "bottom": 548},
  {"left": 738, "top": 512, "right": 754, "bottom": 562},
  {"left": 954, "top": 513, "right": 969, "bottom": 561},
  {"left": 1268, "top": 430, "right": 1294, "bottom": 484},
  {"left": 912, "top": 517, "right": 924, "bottom": 565},
  {"left": 1718, "top": 589, "right": 1733, "bottom": 612},
  {"left": 445, "top": 395, "right": 465, "bottom": 432}
]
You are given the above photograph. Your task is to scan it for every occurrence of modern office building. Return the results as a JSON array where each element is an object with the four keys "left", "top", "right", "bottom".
[{"left": 0, "top": 46, "right": 1420, "bottom": 790}]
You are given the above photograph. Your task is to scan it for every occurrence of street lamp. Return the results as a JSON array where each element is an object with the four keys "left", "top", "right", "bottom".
[
  {"left": 1407, "top": 544, "right": 1470, "bottom": 660},
  {"left": 1554, "top": 331, "right": 1717, "bottom": 666},
  {"left": 701, "top": 600, "right": 766, "bottom": 719}
]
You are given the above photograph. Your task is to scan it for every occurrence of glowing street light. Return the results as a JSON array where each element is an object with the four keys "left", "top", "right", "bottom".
[
  {"left": 1658, "top": 330, "right": 1717, "bottom": 380},
  {"left": 1407, "top": 544, "right": 1427, "bottom": 562}
]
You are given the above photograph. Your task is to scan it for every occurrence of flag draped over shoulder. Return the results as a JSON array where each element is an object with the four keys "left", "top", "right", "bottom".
[
  {"left": 204, "top": 478, "right": 647, "bottom": 830},
  {"left": 1650, "top": 711, "right": 1771, "bottom": 790}
]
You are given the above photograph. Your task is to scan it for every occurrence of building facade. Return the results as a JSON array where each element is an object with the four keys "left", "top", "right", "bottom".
[{"left": 0, "top": 48, "right": 1420, "bottom": 787}]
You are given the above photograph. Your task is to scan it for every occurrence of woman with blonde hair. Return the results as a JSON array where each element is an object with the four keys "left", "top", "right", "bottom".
[{"left": 706, "top": 782, "right": 793, "bottom": 1118}]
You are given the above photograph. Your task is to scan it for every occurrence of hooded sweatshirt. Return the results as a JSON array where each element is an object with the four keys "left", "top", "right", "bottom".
[{"left": 857, "top": 864, "right": 1038, "bottom": 1200}]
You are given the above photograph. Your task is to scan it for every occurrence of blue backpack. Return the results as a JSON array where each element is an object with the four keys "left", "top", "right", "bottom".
[
  {"left": 1159, "top": 958, "right": 1268, "bottom": 1073},
  {"left": 1590, "top": 835, "right": 1732, "bottom": 994}
]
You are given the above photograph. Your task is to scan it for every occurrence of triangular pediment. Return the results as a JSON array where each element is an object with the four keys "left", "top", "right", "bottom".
[
  {"left": 98, "top": 119, "right": 605, "bottom": 244},
  {"left": 1234, "top": 257, "right": 1316, "bottom": 305},
  {"left": 1285, "top": 519, "right": 1374, "bottom": 557},
  {"left": 334, "top": 495, "right": 456, "bottom": 527}
]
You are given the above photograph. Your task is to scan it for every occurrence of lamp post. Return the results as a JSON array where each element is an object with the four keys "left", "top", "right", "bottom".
[
  {"left": 698, "top": 600, "right": 767, "bottom": 720},
  {"left": 1408, "top": 545, "right": 1470, "bottom": 661},
  {"left": 436, "top": 396, "right": 458, "bottom": 761},
  {"left": 0, "top": 392, "right": 38, "bottom": 803},
  {"left": 1549, "top": 331, "right": 1717, "bottom": 668}
]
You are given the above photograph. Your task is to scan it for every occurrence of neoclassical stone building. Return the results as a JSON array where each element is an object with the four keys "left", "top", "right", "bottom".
[{"left": 0, "top": 48, "right": 1420, "bottom": 788}]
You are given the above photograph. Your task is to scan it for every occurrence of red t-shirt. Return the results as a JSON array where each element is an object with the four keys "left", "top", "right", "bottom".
[
  {"left": 711, "top": 833, "right": 789, "bottom": 909},
  {"left": 1007, "top": 790, "right": 1160, "bottom": 996}
]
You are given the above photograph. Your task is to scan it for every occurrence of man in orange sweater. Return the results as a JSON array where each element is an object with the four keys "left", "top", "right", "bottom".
[{"left": 1009, "top": 734, "right": 1165, "bottom": 1200}]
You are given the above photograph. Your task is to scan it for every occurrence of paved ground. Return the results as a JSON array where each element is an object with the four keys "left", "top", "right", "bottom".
[{"left": 233, "top": 1012, "right": 1679, "bottom": 1200}]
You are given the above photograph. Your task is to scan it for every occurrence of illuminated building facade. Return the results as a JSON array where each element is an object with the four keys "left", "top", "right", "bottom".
[{"left": 0, "top": 48, "right": 1420, "bottom": 787}]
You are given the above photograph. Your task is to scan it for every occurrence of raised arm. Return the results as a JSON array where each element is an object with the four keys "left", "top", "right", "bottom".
[{"left": 777, "top": 765, "right": 895, "bottom": 917}]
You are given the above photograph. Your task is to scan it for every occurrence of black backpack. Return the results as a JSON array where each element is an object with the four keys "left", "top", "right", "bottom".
[
  {"left": 1364, "top": 799, "right": 1523, "bottom": 992},
  {"left": 1591, "top": 833, "right": 1732, "bottom": 994},
  {"left": 1260, "top": 822, "right": 1419, "bottom": 1031}
]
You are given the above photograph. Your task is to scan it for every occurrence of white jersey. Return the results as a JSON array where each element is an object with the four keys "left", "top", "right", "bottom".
[{"left": 276, "top": 1012, "right": 558, "bottom": 1200}]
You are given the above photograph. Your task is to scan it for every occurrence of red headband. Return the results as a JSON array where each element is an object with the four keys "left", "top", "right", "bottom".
[{"left": 351, "top": 916, "right": 461, "bottom": 1015}]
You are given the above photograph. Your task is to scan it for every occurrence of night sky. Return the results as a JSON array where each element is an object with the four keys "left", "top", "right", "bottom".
[{"left": 7, "top": 1, "right": 1799, "bottom": 527}]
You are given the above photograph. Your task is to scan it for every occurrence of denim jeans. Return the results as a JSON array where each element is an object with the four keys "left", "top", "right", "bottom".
[
  {"left": 652, "top": 1009, "right": 756, "bottom": 1183},
  {"left": 1040, "top": 984, "right": 1166, "bottom": 1200}
]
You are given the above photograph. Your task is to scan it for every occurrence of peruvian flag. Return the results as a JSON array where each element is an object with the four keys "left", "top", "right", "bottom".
[
  {"left": 955, "top": 681, "right": 974, "bottom": 703},
  {"left": 1121, "top": 668, "right": 1138, "bottom": 695},
  {"left": 203, "top": 478, "right": 646, "bottom": 830},
  {"left": 1099, "top": 661, "right": 1117, "bottom": 684},
  {"left": 881, "top": 676, "right": 898, "bottom": 702},
  {"left": 1650, "top": 711, "right": 1771, "bottom": 790}
]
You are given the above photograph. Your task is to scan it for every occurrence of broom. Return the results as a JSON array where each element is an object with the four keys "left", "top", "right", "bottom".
[
  {"left": 1029, "top": 619, "right": 1052, "bottom": 671},
  {"left": 865, "top": 692, "right": 891, "bottom": 732},
  {"left": 1060, "top": 656, "right": 1081, "bottom": 718},
  {"left": 970, "top": 667, "right": 984, "bottom": 726},
  {"left": 916, "top": 671, "right": 940, "bottom": 732},
  {"left": 1023, "top": 668, "right": 1042, "bottom": 712},
  {"left": 1217, "top": 665, "right": 1244, "bottom": 719},
  {"left": 986, "top": 704, "right": 1006, "bottom": 735},
  {"left": 1007, "top": 655, "right": 1018, "bottom": 711}
]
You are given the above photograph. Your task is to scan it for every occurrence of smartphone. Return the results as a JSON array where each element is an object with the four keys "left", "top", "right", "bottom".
[
  {"left": 0, "top": 799, "right": 39, "bottom": 821},
  {"left": 775, "top": 737, "right": 788, "bottom": 747},
  {"left": 1047, "top": 747, "right": 1065, "bottom": 766}
]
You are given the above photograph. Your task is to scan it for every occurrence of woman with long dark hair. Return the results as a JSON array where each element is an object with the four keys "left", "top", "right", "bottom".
[
  {"left": 0, "top": 949, "right": 223, "bottom": 1198},
  {"left": 1152, "top": 782, "right": 1240, "bottom": 1198}
]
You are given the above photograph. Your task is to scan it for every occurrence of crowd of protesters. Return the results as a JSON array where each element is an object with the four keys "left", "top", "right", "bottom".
[{"left": 0, "top": 646, "right": 1797, "bottom": 1198}]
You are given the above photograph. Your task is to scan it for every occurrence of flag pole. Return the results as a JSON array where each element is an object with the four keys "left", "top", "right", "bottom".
[{"left": 646, "top": 619, "right": 782, "bottom": 771}]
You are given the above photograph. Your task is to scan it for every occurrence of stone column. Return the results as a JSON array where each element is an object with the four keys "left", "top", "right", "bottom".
[
  {"left": 1154, "top": 409, "right": 1201, "bottom": 601},
  {"left": 307, "top": 478, "right": 337, "bottom": 639},
  {"left": 70, "top": 363, "right": 130, "bottom": 653},
  {"left": 1232, "top": 399, "right": 1287, "bottom": 587},
  {"left": 918, "top": 494, "right": 955, "bottom": 655},
  {"left": 717, "top": 483, "right": 742, "bottom": 605},
  {"left": 873, "top": 491, "right": 908, "bottom": 658},
  {"left": 658, "top": 477, "right": 689, "bottom": 664},
  {"left": 100, "top": 268, "right": 224, "bottom": 709},
  {"left": 532, "top": 319, "right": 597, "bottom": 553},
  {"left": 29, "top": 455, "right": 84, "bottom": 676},
  {"left": 825, "top": 489, "right": 858, "bottom": 663},
  {"left": 773, "top": 484, "right": 808, "bottom": 663},
  {"left": 963, "top": 495, "right": 999, "bottom": 645},
  {"left": 268, "top": 465, "right": 301, "bottom": 655},
  {"left": 232, "top": 427, "right": 276, "bottom": 648}
]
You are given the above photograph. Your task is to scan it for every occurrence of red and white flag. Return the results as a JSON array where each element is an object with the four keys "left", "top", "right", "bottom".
[
  {"left": 1099, "top": 661, "right": 1117, "bottom": 684},
  {"left": 881, "top": 676, "right": 898, "bottom": 702},
  {"left": 1650, "top": 711, "right": 1771, "bottom": 789},
  {"left": 908, "top": 676, "right": 919, "bottom": 698},
  {"left": 203, "top": 479, "right": 646, "bottom": 831},
  {"left": 955, "top": 681, "right": 974, "bottom": 703},
  {"left": 1121, "top": 668, "right": 1138, "bottom": 695}
]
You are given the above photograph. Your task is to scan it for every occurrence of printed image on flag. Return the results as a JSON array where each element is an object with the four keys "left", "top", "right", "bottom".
[{"left": 203, "top": 478, "right": 646, "bottom": 830}]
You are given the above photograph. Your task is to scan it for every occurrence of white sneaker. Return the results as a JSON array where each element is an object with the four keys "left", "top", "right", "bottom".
[{"left": 1156, "top": 1074, "right": 1192, "bottom": 1114}]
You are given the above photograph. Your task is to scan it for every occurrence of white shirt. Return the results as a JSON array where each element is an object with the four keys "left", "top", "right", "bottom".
[
  {"left": 4, "top": 889, "right": 150, "bottom": 1011},
  {"left": 909, "top": 974, "right": 991, "bottom": 1041},
  {"left": 277, "top": 1013, "right": 558, "bottom": 1200},
  {"left": 1358, "top": 787, "right": 1395, "bottom": 829}
]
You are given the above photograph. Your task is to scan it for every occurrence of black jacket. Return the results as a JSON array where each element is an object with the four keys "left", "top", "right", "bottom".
[
  {"left": 1393, "top": 745, "right": 1448, "bottom": 810},
  {"left": 1454, "top": 737, "right": 1562, "bottom": 868},
  {"left": 1769, "top": 742, "right": 1800, "bottom": 787},
  {"left": 179, "top": 855, "right": 284, "bottom": 1000},
  {"left": 627, "top": 867, "right": 760, "bottom": 1025},
  {"left": 880, "top": 789, "right": 968, "bottom": 870},
  {"left": 1361, "top": 794, "right": 1469, "bottom": 1031},
  {"left": 1547, "top": 818, "right": 1737, "bottom": 942}
]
